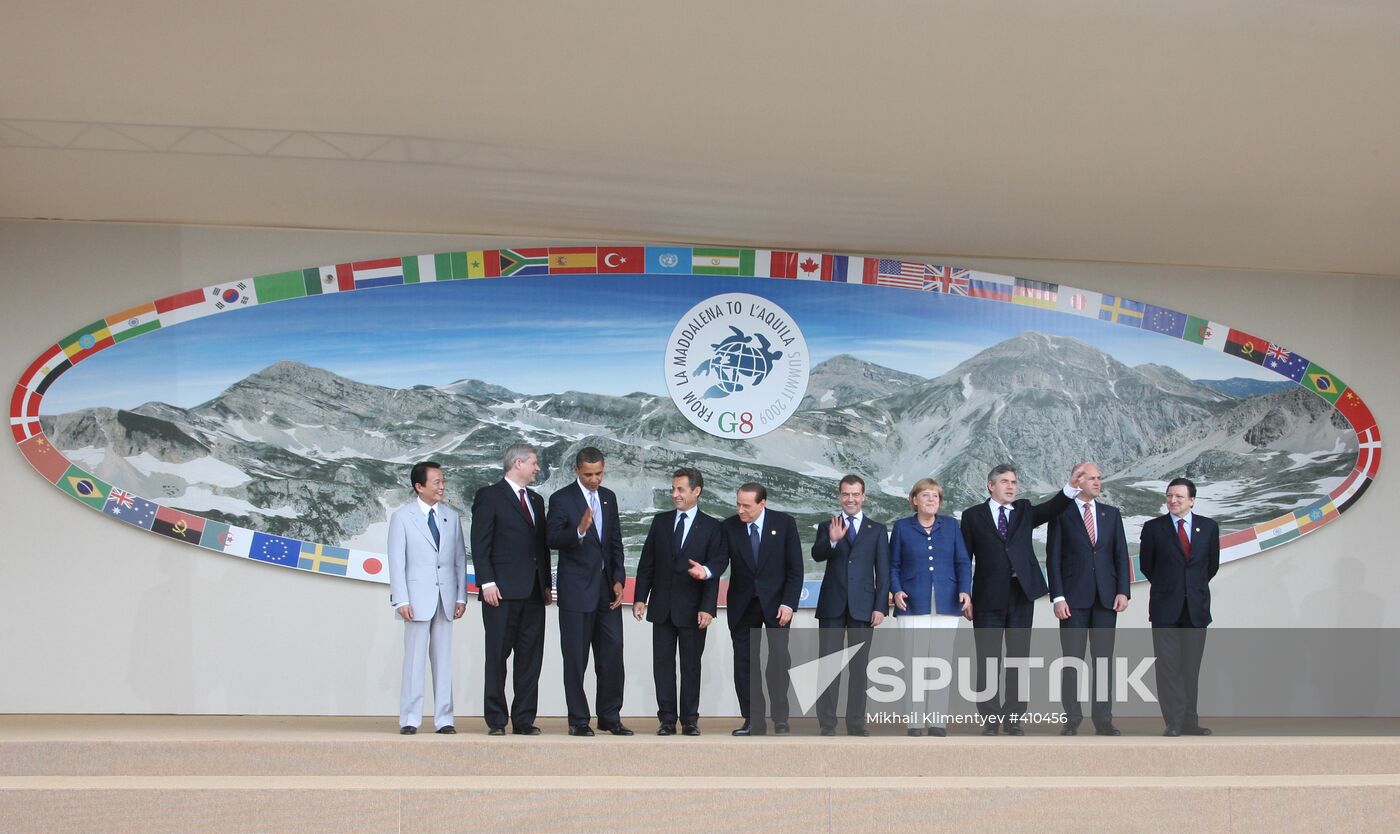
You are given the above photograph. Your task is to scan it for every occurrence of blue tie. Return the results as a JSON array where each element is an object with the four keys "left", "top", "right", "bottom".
[
  {"left": 845, "top": 515, "right": 857, "bottom": 544},
  {"left": 427, "top": 507, "right": 441, "bottom": 549},
  {"left": 749, "top": 522, "right": 761, "bottom": 565},
  {"left": 997, "top": 505, "right": 1008, "bottom": 540},
  {"left": 673, "top": 512, "right": 686, "bottom": 552}
]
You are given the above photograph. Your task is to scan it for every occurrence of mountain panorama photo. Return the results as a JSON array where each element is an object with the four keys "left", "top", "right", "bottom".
[{"left": 44, "top": 331, "right": 1354, "bottom": 577}]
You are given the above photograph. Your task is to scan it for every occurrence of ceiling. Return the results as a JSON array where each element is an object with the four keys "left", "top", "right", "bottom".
[{"left": 2, "top": 1, "right": 1397, "bottom": 276}]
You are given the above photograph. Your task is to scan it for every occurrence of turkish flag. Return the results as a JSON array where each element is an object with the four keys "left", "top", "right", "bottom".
[{"left": 597, "top": 247, "right": 645, "bottom": 273}]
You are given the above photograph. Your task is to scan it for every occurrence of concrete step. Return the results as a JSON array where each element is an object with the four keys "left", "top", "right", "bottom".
[{"left": 1, "top": 774, "right": 1398, "bottom": 834}]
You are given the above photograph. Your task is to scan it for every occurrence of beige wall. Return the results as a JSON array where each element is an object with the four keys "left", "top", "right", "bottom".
[{"left": 1, "top": 220, "right": 1393, "bottom": 715}]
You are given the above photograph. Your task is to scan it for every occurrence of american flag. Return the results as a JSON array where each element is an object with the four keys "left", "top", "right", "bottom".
[
  {"left": 876, "top": 259, "right": 926, "bottom": 289},
  {"left": 927, "top": 266, "right": 970, "bottom": 294}
]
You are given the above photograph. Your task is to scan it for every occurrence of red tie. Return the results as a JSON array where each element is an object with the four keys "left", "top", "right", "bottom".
[
  {"left": 1177, "top": 518, "right": 1190, "bottom": 561},
  {"left": 519, "top": 488, "right": 534, "bottom": 525},
  {"left": 1082, "top": 502, "right": 1097, "bottom": 547}
]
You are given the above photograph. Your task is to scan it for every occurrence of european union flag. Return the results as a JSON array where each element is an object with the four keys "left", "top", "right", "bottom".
[
  {"left": 646, "top": 246, "right": 692, "bottom": 275},
  {"left": 1143, "top": 305, "right": 1187, "bottom": 338},
  {"left": 249, "top": 531, "right": 302, "bottom": 567}
]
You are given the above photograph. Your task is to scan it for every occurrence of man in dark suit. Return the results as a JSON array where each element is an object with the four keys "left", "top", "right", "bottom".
[
  {"left": 704, "top": 482, "right": 804, "bottom": 736},
  {"left": 961, "top": 462, "right": 1087, "bottom": 735},
  {"left": 633, "top": 467, "right": 724, "bottom": 736},
  {"left": 811, "top": 474, "right": 890, "bottom": 736},
  {"left": 1139, "top": 476, "right": 1220, "bottom": 737},
  {"left": 470, "top": 442, "right": 553, "bottom": 736},
  {"left": 1046, "top": 461, "right": 1130, "bottom": 736},
  {"left": 546, "top": 446, "right": 631, "bottom": 736}
]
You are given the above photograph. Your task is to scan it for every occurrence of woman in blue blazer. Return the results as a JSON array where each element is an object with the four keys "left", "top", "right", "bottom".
[{"left": 889, "top": 478, "right": 972, "bottom": 736}]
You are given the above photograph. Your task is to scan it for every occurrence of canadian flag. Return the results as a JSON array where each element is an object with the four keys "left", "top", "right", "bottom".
[{"left": 795, "top": 252, "right": 832, "bottom": 281}]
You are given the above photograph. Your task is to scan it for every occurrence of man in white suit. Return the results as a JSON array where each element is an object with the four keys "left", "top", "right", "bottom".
[{"left": 388, "top": 461, "right": 467, "bottom": 734}]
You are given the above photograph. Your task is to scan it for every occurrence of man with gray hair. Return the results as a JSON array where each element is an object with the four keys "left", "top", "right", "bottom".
[
  {"left": 961, "top": 462, "right": 1088, "bottom": 735},
  {"left": 470, "top": 442, "right": 553, "bottom": 735}
]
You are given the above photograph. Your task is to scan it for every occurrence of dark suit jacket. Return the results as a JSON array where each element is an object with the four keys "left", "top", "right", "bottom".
[
  {"left": 634, "top": 508, "right": 724, "bottom": 625},
  {"left": 711, "top": 509, "right": 804, "bottom": 624},
  {"left": 1139, "top": 513, "right": 1220, "bottom": 627},
  {"left": 960, "top": 489, "right": 1073, "bottom": 609},
  {"left": 1045, "top": 500, "right": 1131, "bottom": 610},
  {"left": 545, "top": 482, "right": 626, "bottom": 614},
  {"left": 469, "top": 479, "right": 551, "bottom": 602},
  {"left": 812, "top": 516, "right": 890, "bottom": 621}
]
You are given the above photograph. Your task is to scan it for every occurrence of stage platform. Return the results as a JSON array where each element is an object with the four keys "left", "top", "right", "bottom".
[{"left": 2, "top": 716, "right": 1397, "bottom": 833}]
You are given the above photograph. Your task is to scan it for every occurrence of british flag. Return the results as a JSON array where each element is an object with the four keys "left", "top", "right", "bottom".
[
  {"left": 927, "top": 266, "right": 970, "bottom": 294},
  {"left": 1265, "top": 343, "right": 1290, "bottom": 362},
  {"left": 108, "top": 488, "right": 136, "bottom": 509},
  {"left": 876, "top": 259, "right": 926, "bottom": 289}
]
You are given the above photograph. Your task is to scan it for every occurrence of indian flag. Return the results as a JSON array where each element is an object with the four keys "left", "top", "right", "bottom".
[
  {"left": 1254, "top": 513, "right": 1299, "bottom": 546},
  {"left": 105, "top": 303, "right": 162, "bottom": 343}
]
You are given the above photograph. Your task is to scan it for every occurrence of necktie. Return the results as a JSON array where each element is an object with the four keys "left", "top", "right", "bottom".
[
  {"left": 518, "top": 488, "right": 533, "bottom": 524},
  {"left": 427, "top": 507, "right": 440, "bottom": 549},
  {"left": 845, "top": 515, "right": 857, "bottom": 544},
  {"left": 1082, "top": 503, "right": 1097, "bottom": 547},
  {"left": 673, "top": 511, "right": 686, "bottom": 552},
  {"left": 749, "top": 522, "right": 761, "bottom": 565},
  {"left": 997, "top": 505, "right": 1008, "bottom": 539},
  {"left": 588, "top": 491, "right": 602, "bottom": 539},
  {"left": 1177, "top": 518, "right": 1191, "bottom": 561}
]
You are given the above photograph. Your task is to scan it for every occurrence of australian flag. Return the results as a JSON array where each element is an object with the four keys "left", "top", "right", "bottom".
[{"left": 1262, "top": 343, "right": 1309, "bottom": 382}]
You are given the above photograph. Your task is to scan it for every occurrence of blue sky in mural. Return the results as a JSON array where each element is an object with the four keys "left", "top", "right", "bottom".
[{"left": 43, "top": 275, "right": 1277, "bottom": 413}]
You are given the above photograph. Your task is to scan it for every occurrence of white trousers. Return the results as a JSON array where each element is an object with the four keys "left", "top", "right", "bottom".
[{"left": 898, "top": 613, "right": 963, "bottom": 729}]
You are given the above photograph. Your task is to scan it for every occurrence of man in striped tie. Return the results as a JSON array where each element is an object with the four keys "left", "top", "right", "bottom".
[{"left": 1045, "top": 461, "right": 1131, "bottom": 736}]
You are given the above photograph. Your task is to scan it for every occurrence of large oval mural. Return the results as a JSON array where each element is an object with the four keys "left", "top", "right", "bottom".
[{"left": 11, "top": 246, "right": 1381, "bottom": 605}]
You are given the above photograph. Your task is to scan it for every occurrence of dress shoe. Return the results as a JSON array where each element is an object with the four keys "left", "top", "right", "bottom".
[
  {"left": 1095, "top": 724, "right": 1122, "bottom": 737},
  {"left": 927, "top": 727, "right": 948, "bottom": 738},
  {"left": 1004, "top": 723, "right": 1025, "bottom": 736},
  {"left": 1182, "top": 726, "right": 1213, "bottom": 736},
  {"left": 819, "top": 726, "right": 836, "bottom": 736},
  {"left": 1163, "top": 728, "right": 1181, "bottom": 737},
  {"left": 487, "top": 727, "right": 505, "bottom": 736},
  {"left": 657, "top": 724, "right": 676, "bottom": 736},
  {"left": 681, "top": 724, "right": 701, "bottom": 736},
  {"left": 568, "top": 725, "right": 595, "bottom": 737},
  {"left": 981, "top": 724, "right": 1000, "bottom": 736},
  {"left": 601, "top": 723, "right": 634, "bottom": 736},
  {"left": 1060, "top": 724, "right": 1079, "bottom": 736},
  {"left": 512, "top": 725, "right": 541, "bottom": 736},
  {"left": 435, "top": 726, "right": 456, "bottom": 735},
  {"left": 846, "top": 727, "right": 870, "bottom": 737},
  {"left": 907, "top": 728, "right": 924, "bottom": 737},
  {"left": 773, "top": 723, "right": 790, "bottom": 735},
  {"left": 399, "top": 726, "right": 417, "bottom": 735},
  {"left": 732, "top": 722, "right": 754, "bottom": 736}
]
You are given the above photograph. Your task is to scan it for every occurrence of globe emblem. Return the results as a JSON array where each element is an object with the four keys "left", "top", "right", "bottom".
[{"left": 693, "top": 326, "right": 784, "bottom": 399}]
